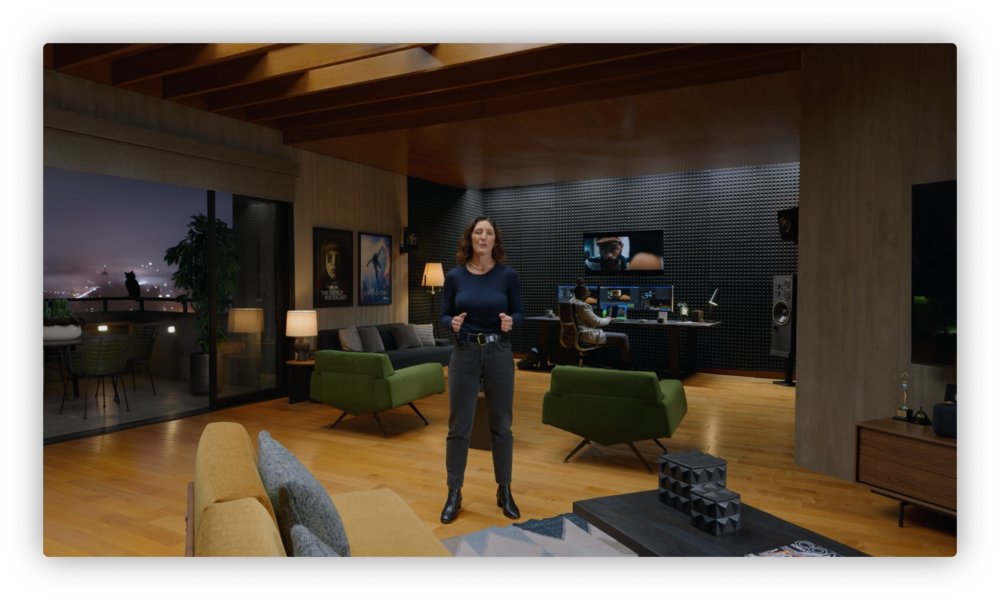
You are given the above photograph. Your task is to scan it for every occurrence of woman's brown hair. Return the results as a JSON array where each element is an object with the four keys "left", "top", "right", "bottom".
[{"left": 455, "top": 216, "right": 506, "bottom": 266}]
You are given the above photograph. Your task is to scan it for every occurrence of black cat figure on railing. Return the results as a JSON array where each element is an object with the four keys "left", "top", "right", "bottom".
[{"left": 125, "top": 271, "right": 141, "bottom": 299}]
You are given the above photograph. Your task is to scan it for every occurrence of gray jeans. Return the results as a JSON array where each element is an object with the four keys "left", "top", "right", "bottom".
[
  {"left": 446, "top": 337, "right": 515, "bottom": 489},
  {"left": 603, "top": 332, "right": 632, "bottom": 363}
]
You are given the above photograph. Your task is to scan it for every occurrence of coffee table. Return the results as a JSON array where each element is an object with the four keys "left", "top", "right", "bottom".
[{"left": 573, "top": 490, "right": 869, "bottom": 557}]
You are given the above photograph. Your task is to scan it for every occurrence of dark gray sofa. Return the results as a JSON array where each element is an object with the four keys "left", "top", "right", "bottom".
[{"left": 313, "top": 323, "right": 452, "bottom": 370}]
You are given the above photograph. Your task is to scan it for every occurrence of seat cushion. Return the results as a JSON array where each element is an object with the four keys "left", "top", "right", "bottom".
[
  {"left": 332, "top": 489, "right": 450, "bottom": 557},
  {"left": 384, "top": 346, "right": 453, "bottom": 370},
  {"left": 257, "top": 431, "right": 351, "bottom": 557},
  {"left": 338, "top": 326, "right": 364, "bottom": 352},
  {"left": 290, "top": 524, "right": 340, "bottom": 557},
  {"left": 195, "top": 497, "right": 286, "bottom": 557},
  {"left": 194, "top": 422, "right": 277, "bottom": 542},
  {"left": 358, "top": 326, "right": 385, "bottom": 352},
  {"left": 391, "top": 324, "right": 423, "bottom": 350}
]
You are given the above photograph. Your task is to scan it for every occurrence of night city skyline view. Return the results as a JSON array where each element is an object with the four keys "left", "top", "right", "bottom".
[{"left": 44, "top": 167, "right": 233, "bottom": 312}]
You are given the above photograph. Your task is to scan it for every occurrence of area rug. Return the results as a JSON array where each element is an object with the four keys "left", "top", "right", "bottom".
[{"left": 441, "top": 513, "right": 638, "bottom": 557}]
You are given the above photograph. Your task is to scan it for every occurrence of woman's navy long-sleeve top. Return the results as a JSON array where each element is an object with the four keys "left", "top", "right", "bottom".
[{"left": 440, "top": 264, "right": 524, "bottom": 334}]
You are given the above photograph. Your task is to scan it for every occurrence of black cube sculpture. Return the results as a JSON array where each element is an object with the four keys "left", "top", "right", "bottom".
[
  {"left": 689, "top": 483, "right": 741, "bottom": 536},
  {"left": 658, "top": 450, "right": 728, "bottom": 515}
]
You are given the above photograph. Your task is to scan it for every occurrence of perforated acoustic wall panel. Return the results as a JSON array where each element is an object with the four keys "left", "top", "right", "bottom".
[
  {"left": 406, "top": 178, "right": 484, "bottom": 344},
  {"left": 481, "top": 164, "right": 799, "bottom": 372}
]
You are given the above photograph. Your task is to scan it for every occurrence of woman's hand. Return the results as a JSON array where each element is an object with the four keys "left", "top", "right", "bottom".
[
  {"left": 451, "top": 313, "right": 467, "bottom": 332},
  {"left": 499, "top": 312, "right": 513, "bottom": 332}
]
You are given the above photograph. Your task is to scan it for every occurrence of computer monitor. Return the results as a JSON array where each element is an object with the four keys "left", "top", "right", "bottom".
[
  {"left": 597, "top": 286, "right": 639, "bottom": 309},
  {"left": 639, "top": 286, "right": 674, "bottom": 311},
  {"left": 558, "top": 284, "right": 599, "bottom": 304},
  {"left": 601, "top": 305, "right": 629, "bottom": 320}
]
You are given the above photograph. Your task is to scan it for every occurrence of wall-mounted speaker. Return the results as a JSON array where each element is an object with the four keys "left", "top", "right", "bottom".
[
  {"left": 777, "top": 206, "right": 799, "bottom": 243},
  {"left": 400, "top": 227, "right": 419, "bottom": 254},
  {"left": 770, "top": 275, "right": 796, "bottom": 358}
]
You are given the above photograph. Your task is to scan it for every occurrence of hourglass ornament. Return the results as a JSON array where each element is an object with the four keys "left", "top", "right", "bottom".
[{"left": 893, "top": 372, "right": 913, "bottom": 422}]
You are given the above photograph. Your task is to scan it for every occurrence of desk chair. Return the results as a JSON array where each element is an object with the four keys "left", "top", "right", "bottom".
[{"left": 558, "top": 303, "right": 606, "bottom": 367}]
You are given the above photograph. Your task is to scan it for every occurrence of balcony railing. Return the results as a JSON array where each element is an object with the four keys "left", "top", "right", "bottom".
[{"left": 64, "top": 296, "right": 190, "bottom": 313}]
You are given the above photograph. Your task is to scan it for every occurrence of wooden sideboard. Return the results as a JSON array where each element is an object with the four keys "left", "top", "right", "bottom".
[{"left": 854, "top": 418, "right": 956, "bottom": 526}]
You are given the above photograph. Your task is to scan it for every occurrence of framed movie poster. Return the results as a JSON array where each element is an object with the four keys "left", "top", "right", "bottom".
[
  {"left": 313, "top": 227, "right": 354, "bottom": 308},
  {"left": 358, "top": 232, "right": 392, "bottom": 305}
]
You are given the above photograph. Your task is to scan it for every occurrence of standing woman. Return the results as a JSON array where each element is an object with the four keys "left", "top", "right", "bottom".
[{"left": 439, "top": 216, "right": 524, "bottom": 524}]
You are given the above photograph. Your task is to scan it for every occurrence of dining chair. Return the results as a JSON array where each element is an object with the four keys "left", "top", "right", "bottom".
[
  {"left": 128, "top": 324, "right": 160, "bottom": 394},
  {"left": 60, "top": 335, "right": 133, "bottom": 419}
]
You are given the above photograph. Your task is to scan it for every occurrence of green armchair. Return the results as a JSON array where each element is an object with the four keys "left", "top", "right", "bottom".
[
  {"left": 542, "top": 366, "right": 688, "bottom": 473},
  {"left": 310, "top": 350, "right": 446, "bottom": 438}
]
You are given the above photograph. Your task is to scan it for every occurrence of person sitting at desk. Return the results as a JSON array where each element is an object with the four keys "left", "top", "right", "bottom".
[{"left": 569, "top": 278, "right": 632, "bottom": 366}]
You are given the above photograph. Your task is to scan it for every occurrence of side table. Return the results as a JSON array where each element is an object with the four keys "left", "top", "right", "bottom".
[{"left": 286, "top": 360, "right": 315, "bottom": 404}]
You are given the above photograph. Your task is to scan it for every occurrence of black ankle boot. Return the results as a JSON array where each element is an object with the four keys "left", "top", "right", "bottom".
[
  {"left": 440, "top": 488, "right": 462, "bottom": 524},
  {"left": 496, "top": 484, "right": 520, "bottom": 519}
]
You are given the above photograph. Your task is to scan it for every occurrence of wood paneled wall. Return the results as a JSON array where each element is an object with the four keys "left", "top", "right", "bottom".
[
  {"left": 290, "top": 149, "right": 409, "bottom": 328},
  {"left": 796, "top": 44, "right": 957, "bottom": 481}
]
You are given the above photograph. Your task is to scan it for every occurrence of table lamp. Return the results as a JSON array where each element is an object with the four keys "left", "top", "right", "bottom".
[
  {"left": 707, "top": 289, "right": 719, "bottom": 322},
  {"left": 422, "top": 263, "right": 445, "bottom": 335},
  {"left": 287, "top": 310, "right": 318, "bottom": 361}
]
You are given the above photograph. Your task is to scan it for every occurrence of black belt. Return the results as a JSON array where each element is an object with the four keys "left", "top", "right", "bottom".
[{"left": 457, "top": 332, "right": 510, "bottom": 345}]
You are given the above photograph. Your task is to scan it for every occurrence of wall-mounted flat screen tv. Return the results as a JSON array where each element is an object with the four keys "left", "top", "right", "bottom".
[
  {"left": 911, "top": 180, "right": 956, "bottom": 368},
  {"left": 583, "top": 230, "right": 663, "bottom": 275}
]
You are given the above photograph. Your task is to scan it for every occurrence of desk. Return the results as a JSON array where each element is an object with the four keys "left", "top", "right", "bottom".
[
  {"left": 573, "top": 490, "right": 869, "bottom": 557},
  {"left": 525, "top": 316, "right": 721, "bottom": 379}
]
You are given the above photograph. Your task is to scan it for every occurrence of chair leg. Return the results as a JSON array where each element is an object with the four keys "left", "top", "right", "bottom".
[
  {"left": 147, "top": 361, "right": 156, "bottom": 395},
  {"left": 116, "top": 375, "right": 130, "bottom": 411},
  {"left": 563, "top": 438, "right": 591, "bottom": 463},
  {"left": 328, "top": 411, "right": 348, "bottom": 430},
  {"left": 408, "top": 402, "right": 429, "bottom": 425},
  {"left": 372, "top": 413, "right": 389, "bottom": 438},
  {"left": 626, "top": 442, "right": 653, "bottom": 474},
  {"left": 132, "top": 360, "right": 137, "bottom": 391},
  {"left": 653, "top": 439, "right": 668, "bottom": 453}
]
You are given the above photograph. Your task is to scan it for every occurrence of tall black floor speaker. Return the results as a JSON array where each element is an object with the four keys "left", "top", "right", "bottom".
[{"left": 770, "top": 275, "right": 796, "bottom": 386}]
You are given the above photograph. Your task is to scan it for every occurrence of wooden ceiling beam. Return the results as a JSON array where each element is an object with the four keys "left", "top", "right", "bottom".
[
  {"left": 281, "top": 46, "right": 804, "bottom": 144},
  {"left": 161, "top": 43, "right": 432, "bottom": 99},
  {"left": 206, "top": 43, "right": 559, "bottom": 113},
  {"left": 243, "top": 43, "right": 688, "bottom": 122},
  {"left": 48, "top": 44, "right": 147, "bottom": 71},
  {"left": 111, "top": 43, "right": 293, "bottom": 86}
]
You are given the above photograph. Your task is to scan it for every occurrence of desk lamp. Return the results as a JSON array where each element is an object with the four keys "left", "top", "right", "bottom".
[
  {"left": 422, "top": 263, "right": 445, "bottom": 336},
  {"left": 287, "top": 310, "right": 318, "bottom": 361},
  {"left": 707, "top": 289, "right": 719, "bottom": 323}
]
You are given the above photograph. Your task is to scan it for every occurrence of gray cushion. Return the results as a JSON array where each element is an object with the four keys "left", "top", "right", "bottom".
[
  {"left": 290, "top": 524, "right": 340, "bottom": 557},
  {"left": 412, "top": 324, "right": 435, "bottom": 347},
  {"left": 257, "top": 431, "right": 351, "bottom": 557},
  {"left": 338, "top": 326, "right": 364, "bottom": 352},
  {"left": 391, "top": 324, "right": 423, "bottom": 350},
  {"left": 358, "top": 326, "right": 385, "bottom": 352}
]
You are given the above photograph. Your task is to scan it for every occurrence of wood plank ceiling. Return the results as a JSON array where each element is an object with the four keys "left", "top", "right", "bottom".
[{"left": 44, "top": 43, "right": 805, "bottom": 189}]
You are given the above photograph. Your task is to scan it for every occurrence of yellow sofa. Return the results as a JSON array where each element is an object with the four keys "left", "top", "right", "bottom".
[{"left": 185, "top": 422, "right": 450, "bottom": 557}]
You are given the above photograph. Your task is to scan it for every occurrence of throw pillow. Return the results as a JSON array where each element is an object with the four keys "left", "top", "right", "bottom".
[
  {"left": 257, "top": 431, "right": 351, "bottom": 557},
  {"left": 338, "top": 326, "right": 364, "bottom": 352},
  {"left": 412, "top": 324, "right": 435, "bottom": 347},
  {"left": 391, "top": 324, "right": 424, "bottom": 351},
  {"left": 290, "top": 524, "right": 340, "bottom": 557},
  {"left": 358, "top": 326, "right": 385, "bottom": 352}
]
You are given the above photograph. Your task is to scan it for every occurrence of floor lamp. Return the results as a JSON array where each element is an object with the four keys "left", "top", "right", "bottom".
[
  {"left": 230, "top": 308, "right": 263, "bottom": 389},
  {"left": 422, "top": 263, "right": 445, "bottom": 337}
]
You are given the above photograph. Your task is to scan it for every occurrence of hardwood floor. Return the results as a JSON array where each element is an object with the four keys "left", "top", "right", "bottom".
[{"left": 42, "top": 368, "right": 957, "bottom": 557}]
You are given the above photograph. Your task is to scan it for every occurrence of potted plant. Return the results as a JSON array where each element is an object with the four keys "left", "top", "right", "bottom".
[
  {"left": 43, "top": 298, "right": 83, "bottom": 341},
  {"left": 165, "top": 214, "right": 240, "bottom": 395}
]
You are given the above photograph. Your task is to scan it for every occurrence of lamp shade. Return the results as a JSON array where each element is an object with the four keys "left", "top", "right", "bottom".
[
  {"left": 229, "top": 308, "right": 263, "bottom": 333},
  {"left": 286, "top": 310, "right": 318, "bottom": 337},
  {"left": 422, "top": 263, "right": 445, "bottom": 287}
]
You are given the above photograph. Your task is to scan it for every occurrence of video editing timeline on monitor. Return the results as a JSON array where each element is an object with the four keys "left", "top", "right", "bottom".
[
  {"left": 597, "top": 286, "right": 639, "bottom": 309},
  {"left": 638, "top": 285, "right": 674, "bottom": 311}
]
